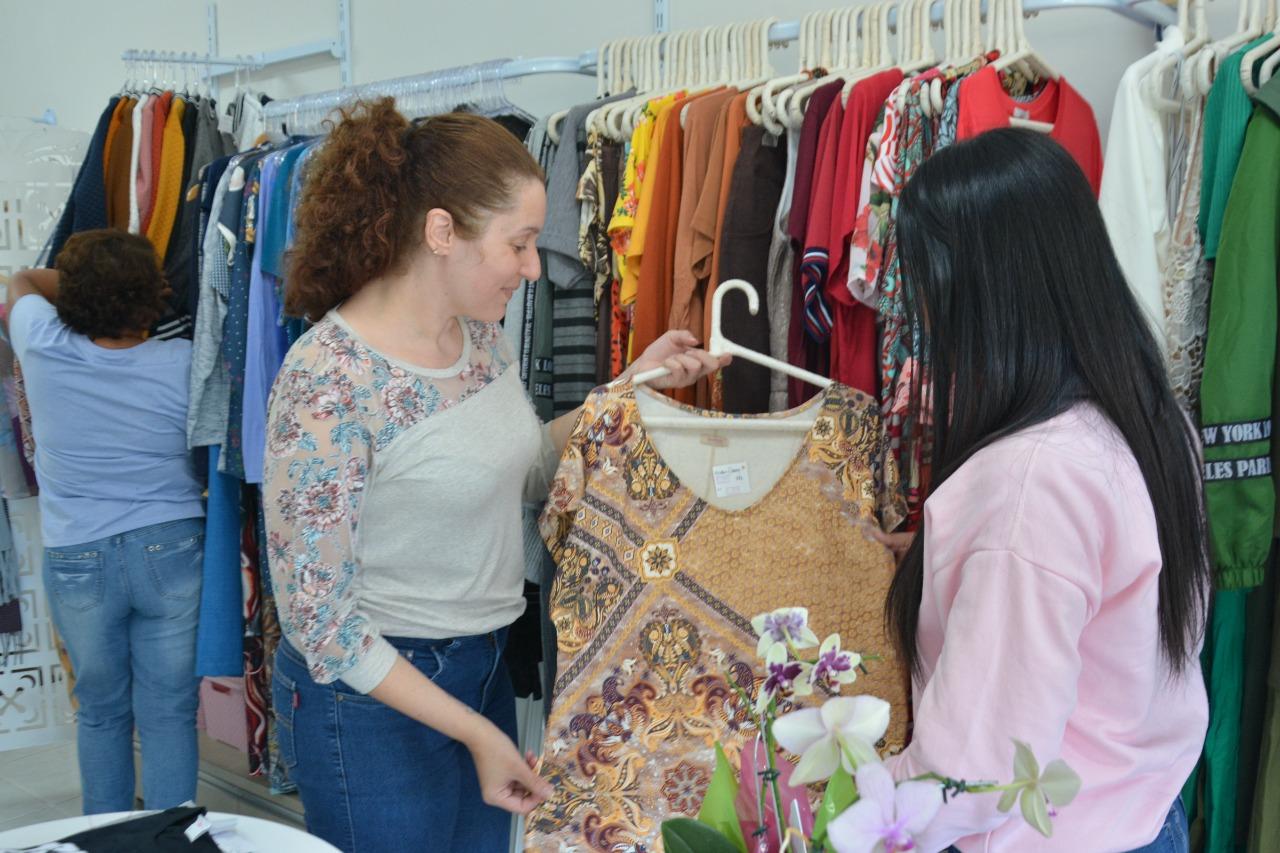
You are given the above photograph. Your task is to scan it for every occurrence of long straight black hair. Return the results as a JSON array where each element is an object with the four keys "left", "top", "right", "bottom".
[{"left": 886, "top": 128, "right": 1210, "bottom": 676}]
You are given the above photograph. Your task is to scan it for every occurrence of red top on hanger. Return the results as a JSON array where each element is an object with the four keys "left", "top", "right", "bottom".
[{"left": 957, "top": 66, "right": 1103, "bottom": 196}]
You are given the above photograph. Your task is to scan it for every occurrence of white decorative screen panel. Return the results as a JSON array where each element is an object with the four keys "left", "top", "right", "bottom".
[{"left": 0, "top": 118, "right": 86, "bottom": 751}]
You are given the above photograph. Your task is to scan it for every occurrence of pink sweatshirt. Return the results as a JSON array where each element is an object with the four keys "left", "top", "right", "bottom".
[{"left": 885, "top": 404, "right": 1207, "bottom": 852}]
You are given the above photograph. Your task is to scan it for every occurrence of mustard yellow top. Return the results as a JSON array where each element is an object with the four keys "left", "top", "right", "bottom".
[
  {"left": 608, "top": 94, "right": 679, "bottom": 304},
  {"left": 146, "top": 97, "right": 187, "bottom": 263}
]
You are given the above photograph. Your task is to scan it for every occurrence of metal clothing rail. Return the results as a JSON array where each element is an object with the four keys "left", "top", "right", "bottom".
[
  {"left": 264, "top": 0, "right": 1175, "bottom": 129},
  {"left": 122, "top": 0, "right": 352, "bottom": 86},
  {"left": 498, "top": 0, "right": 1176, "bottom": 79},
  {"left": 263, "top": 59, "right": 516, "bottom": 133},
  {"left": 121, "top": 50, "right": 273, "bottom": 79}
]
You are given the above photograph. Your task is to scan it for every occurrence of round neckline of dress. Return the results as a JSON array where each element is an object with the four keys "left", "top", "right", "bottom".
[
  {"left": 625, "top": 379, "right": 833, "bottom": 517},
  {"left": 327, "top": 309, "right": 472, "bottom": 378}
]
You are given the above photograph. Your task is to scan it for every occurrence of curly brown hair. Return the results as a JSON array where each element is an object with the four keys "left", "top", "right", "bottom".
[
  {"left": 54, "top": 229, "right": 167, "bottom": 339},
  {"left": 285, "top": 98, "right": 544, "bottom": 322}
]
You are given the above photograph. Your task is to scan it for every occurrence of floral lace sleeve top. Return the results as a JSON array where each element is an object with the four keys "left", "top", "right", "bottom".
[{"left": 262, "top": 312, "right": 552, "bottom": 692}]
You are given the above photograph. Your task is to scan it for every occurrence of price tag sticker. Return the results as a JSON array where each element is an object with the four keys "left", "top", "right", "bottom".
[{"left": 712, "top": 462, "right": 751, "bottom": 498}]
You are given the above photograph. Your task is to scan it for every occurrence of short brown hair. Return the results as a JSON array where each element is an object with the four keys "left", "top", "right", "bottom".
[
  {"left": 54, "top": 229, "right": 167, "bottom": 339},
  {"left": 285, "top": 98, "right": 544, "bottom": 322}
]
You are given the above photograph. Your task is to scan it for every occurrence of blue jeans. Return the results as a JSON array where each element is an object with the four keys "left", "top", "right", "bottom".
[
  {"left": 943, "top": 797, "right": 1188, "bottom": 853},
  {"left": 44, "top": 517, "right": 204, "bottom": 814},
  {"left": 273, "top": 629, "right": 517, "bottom": 853},
  {"left": 1128, "top": 798, "right": 1189, "bottom": 853}
]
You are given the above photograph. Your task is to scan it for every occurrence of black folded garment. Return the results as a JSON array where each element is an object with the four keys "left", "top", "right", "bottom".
[{"left": 56, "top": 807, "right": 221, "bottom": 853}]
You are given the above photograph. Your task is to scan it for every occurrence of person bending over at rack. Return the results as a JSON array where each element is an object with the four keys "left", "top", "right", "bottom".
[
  {"left": 5, "top": 229, "right": 207, "bottom": 814},
  {"left": 262, "top": 97, "right": 727, "bottom": 853},
  {"left": 873, "top": 129, "right": 1209, "bottom": 853}
]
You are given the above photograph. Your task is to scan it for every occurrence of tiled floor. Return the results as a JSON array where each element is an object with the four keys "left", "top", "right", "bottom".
[
  {"left": 0, "top": 741, "right": 83, "bottom": 833},
  {"left": 0, "top": 736, "right": 306, "bottom": 836}
]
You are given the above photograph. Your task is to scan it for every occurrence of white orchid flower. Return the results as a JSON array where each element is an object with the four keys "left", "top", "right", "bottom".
[
  {"left": 751, "top": 607, "right": 821, "bottom": 659},
  {"left": 773, "top": 695, "right": 891, "bottom": 785}
]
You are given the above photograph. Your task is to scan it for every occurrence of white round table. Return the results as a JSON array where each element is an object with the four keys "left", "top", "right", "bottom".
[{"left": 0, "top": 810, "right": 339, "bottom": 852}]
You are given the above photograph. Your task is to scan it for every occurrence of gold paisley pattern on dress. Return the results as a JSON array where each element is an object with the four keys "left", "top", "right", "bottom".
[
  {"left": 550, "top": 543, "right": 626, "bottom": 656},
  {"left": 528, "top": 381, "right": 908, "bottom": 852},
  {"left": 625, "top": 434, "right": 679, "bottom": 503}
]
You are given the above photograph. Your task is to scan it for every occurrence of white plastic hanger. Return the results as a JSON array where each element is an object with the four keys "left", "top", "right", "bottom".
[
  {"left": 627, "top": 279, "right": 832, "bottom": 432},
  {"left": 1147, "top": 0, "right": 1209, "bottom": 112},
  {"left": 1260, "top": 0, "right": 1280, "bottom": 84},
  {"left": 1242, "top": 0, "right": 1280, "bottom": 92},
  {"left": 903, "top": 0, "right": 938, "bottom": 75},
  {"left": 726, "top": 18, "right": 775, "bottom": 90},
  {"left": 783, "top": 6, "right": 862, "bottom": 127},
  {"left": 985, "top": 0, "right": 1057, "bottom": 132},
  {"left": 585, "top": 39, "right": 628, "bottom": 137},
  {"left": 901, "top": 0, "right": 943, "bottom": 117},
  {"left": 929, "top": 0, "right": 979, "bottom": 116},
  {"left": 839, "top": 1, "right": 900, "bottom": 105},
  {"left": 917, "top": 0, "right": 942, "bottom": 118},
  {"left": 1189, "top": 0, "right": 1262, "bottom": 96},
  {"left": 757, "top": 10, "right": 831, "bottom": 133},
  {"left": 599, "top": 35, "right": 645, "bottom": 138},
  {"left": 602, "top": 33, "right": 663, "bottom": 141},
  {"left": 552, "top": 37, "right": 621, "bottom": 144},
  {"left": 926, "top": 0, "right": 957, "bottom": 117},
  {"left": 992, "top": 0, "right": 1060, "bottom": 81},
  {"left": 748, "top": 14, "right": 813, "bottom": 132},
  {"left": 618, "top": 33, "right": 664, "bottom": 132}
]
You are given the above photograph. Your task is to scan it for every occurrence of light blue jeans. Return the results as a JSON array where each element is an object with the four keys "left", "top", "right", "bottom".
[
  {"left": 44, "top": 517, "right": 204, "bottom": 814},
  {"left": 1128, "top": 798, "right": 1189, "bottom": 853}
]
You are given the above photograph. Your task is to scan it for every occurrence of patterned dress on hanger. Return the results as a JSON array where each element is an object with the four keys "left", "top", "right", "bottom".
[
  {"left": 524, "top": 381, "right": 909, "bottom": 852},
  {"left": 1162, "top": 96, "right": 1212, "bottom": 411}
]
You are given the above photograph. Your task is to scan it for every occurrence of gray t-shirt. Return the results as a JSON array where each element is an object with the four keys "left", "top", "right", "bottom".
[{"left": 11, "top": 295, "right": 204, "bottom": 547}]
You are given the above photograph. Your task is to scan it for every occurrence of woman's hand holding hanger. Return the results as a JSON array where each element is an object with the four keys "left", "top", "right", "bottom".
[{"left": 620, "top": 329, "right": 731, "bottom": 390}]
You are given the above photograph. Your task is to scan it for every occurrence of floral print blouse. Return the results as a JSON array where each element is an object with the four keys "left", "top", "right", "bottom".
[{"left": 262, "top": 313, "right": 544, "bottom": 691}]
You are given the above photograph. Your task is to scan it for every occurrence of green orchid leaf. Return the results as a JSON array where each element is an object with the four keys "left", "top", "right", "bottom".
[
  {"left": 696, "top": 744, "right": 748, "bottom": 853},
  {"left": 1020, "top": 787, "right": 1054, "bottom": 838},
  {"left": 812, "top": 765, "right": 858, "bottom": 844},
  {"left": 1039, "top": 759, "right": 1082, "bottom": 807},
  {"left": 662, "top": 818, "right": 744, "bottom": 853},
  {"left": 996, "top": 785, "right": 1022, "bottom": 814},
  {"left": 1011, "top": 739, "right": 1039, "bottom": 783}
]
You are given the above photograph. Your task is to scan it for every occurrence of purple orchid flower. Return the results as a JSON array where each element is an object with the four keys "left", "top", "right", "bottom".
[
  {"left": 751, "top": 607, "right": 821, "bottom": 658},
  {"left": 826, "top": 762, "right": 944, "bottom": 853}
]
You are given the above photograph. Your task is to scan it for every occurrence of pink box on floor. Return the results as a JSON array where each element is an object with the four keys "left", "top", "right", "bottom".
[{"left": 198, "top": 676, "right": 249, "bottom": 753}]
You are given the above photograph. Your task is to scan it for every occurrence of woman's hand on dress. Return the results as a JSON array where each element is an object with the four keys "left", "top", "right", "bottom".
[
  {"left": 464, "top": 720, "right": 554, "bottom": 814},
  {"left": 625, "top": 329, "right": 730, "bottom": 390},
  {"left": 864, "top": 525, "right": 917, "bottom": 565}
]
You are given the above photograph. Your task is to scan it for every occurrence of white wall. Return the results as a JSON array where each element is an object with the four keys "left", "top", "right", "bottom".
[{"left": 0, "top": 0, "right": 1247, "bottom": 140}]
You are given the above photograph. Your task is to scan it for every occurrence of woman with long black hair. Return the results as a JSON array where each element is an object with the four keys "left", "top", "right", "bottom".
[{"left": 879, "top": 129, "right": 1209, "bottom": 853}]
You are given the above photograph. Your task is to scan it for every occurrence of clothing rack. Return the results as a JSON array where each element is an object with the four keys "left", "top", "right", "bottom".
[
  {"left": 122, "top": 0, "right": 353, "bottom": 92},
  {"left": 262, "top": 59, "right": 519, "bottom": 134},
  {"left": 499, "top": 0, "right": 1176, "bottom": 78},
  {"left": 262, "top": 0, "right": 1173, "bottom": 134},
  {"left": 120, "top": 50, "right": 271, "bottom": 80}
]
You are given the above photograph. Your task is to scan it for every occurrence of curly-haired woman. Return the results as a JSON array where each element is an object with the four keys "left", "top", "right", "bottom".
[
  {"left": 262, "top": 99, "right": 726, "bottom": 852},
  {"left": 5, "top": 229, "right": 205, "bottom": 814}
]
